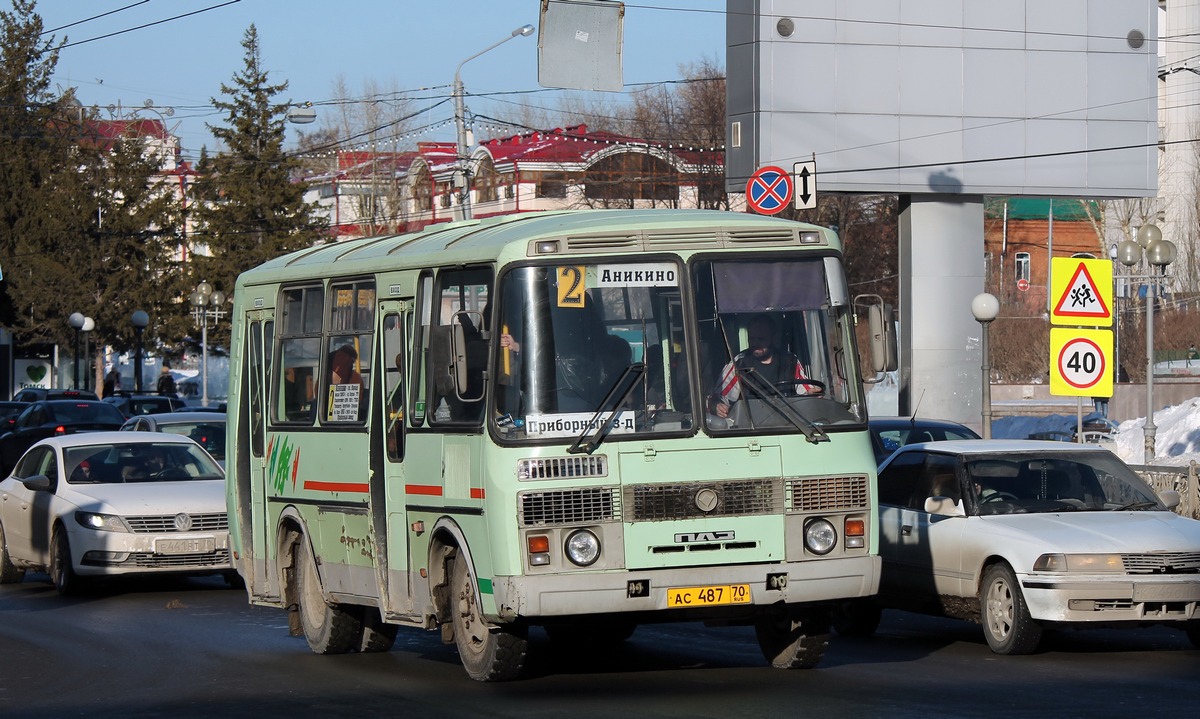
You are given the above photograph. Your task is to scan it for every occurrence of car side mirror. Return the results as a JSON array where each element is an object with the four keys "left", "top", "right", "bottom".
[
  {"left": 21, "top": 474, "right": 52, "bottom": 492},
  {"left": 1158, "top": 489, "right": 1181, "bottom": 510},
  {"left": 924, "top": 496, "right": 964, "bottom": 516}
]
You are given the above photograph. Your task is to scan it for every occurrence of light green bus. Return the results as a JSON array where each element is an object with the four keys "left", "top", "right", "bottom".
[{"left": 226, "top": 209, "right": 896, "bottom": 681}]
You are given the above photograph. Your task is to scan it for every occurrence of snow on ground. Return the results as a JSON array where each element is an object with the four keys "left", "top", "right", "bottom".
[{"left": 991, "top": 397, "right": 1200, "bottom": 468}]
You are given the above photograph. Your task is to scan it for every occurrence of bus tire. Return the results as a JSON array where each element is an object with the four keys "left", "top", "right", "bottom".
[
  {"left": 754, "top": 605, "right": 830, "bottom": 670},
  {"left": 450, "top": 554, "right": 527, "bottom": 681},
  {"left": 0, "top": 522, "right": 26, "bottom": 584},
  {"left": 360, "top": 607, "right": 399, "bottom": 653},
  {"left": 296, "top": 536, "right": 362, "bottom": 654}
]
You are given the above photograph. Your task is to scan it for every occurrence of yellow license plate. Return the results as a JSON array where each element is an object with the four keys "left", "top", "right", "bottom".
[{"left": 666, "top": 584, "right": 751, "bottom": 607}]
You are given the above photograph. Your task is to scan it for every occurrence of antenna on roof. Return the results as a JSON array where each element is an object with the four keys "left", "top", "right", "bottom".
[{"left": 909, "top": 389, "right": 925, "bottom": 423}]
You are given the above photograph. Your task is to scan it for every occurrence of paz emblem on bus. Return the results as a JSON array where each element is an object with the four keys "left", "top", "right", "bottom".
[{"left": 674, "top": 530, "right": 735, "bottom": 543}]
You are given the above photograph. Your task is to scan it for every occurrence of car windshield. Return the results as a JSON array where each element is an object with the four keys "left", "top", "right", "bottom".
[
  {"left": 64, "top": 442, "right": 224, "bottom": 484},
  {"left": 966, "top": 452, "right": 1163, "bottom": 514}
]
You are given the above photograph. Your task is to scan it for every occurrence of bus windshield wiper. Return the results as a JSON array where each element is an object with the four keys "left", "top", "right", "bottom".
[
  {"left": 738, "top": 368, "right": 829, "bottom": 444},
  {"left": 568, "top": 363, "right": 646, "bottom": 455}
]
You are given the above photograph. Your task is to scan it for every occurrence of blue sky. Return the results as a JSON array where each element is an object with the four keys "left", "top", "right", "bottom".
[{"left": 35, "top": 0, "right": 726, "bottom": 160}]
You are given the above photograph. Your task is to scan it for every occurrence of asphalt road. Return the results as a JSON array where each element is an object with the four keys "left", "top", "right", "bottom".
[{"left": 0, "top": 573, "right": 1197, "bottom": 719}]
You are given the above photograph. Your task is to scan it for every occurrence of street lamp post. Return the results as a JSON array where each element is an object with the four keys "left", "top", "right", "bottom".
[
  {"left": 453, "top": 24, "right": 535, "bottom": 221},
  {"left": 190, "top": 281, "right": 227, "bottom": 407},
  {"left": 131, "top": 310, "right": 149, "bottom": 393},
  {"left": 1116, "top": 223, "right": 1176, "bottom": 463},
  {"left": 81, "top": 316, "right": 94, "bottom": 392},
  {"left": 971, "top": 293, "right": 1000, "bottom": 439},
  {"left": 68, "top": 312, "right": 85, "bottom": 389}
]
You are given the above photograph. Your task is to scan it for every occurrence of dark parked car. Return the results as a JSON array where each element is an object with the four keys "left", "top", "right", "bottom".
[
  {"left": 868, "top": 416, "right": 982, "bottom": 465},
  {"left": 0, "top": 402, "right": 29, "bottom": 431},
  {"left": 0, "top": 400, "right": 126, "bottom": 475},
  {"left": 12, "top": 388, "right": 98, "bottom": 403},
  {"left": 120, "top": 411, "right": 227, "bottom": 467},
  {"left": 103, "top": 394, "right": 188, "bottom": 419}
]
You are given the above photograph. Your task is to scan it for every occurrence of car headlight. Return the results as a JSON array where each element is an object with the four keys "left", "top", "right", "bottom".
[
  {"left": 564, "top": 529, "right": 601, "bottom": 566},
  {"left": 75, "top": 511, "right": 131, "bottom": 533},
  {"left": 1033, "top": 553, "right": 1124, "bottom": 573},
  {"left": 804, "top": 518, "right": 837, "bottom": 555}
]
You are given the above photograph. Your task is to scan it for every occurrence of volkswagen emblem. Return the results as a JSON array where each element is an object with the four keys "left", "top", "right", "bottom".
[
  {"left": 694, "top": 488, "right": 720, "bottom": 513},
  {"left": 173, "top": 513, "right": 193, "bottom": 532}
]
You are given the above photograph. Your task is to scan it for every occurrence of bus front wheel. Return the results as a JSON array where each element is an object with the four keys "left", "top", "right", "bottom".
[
  {"left": 450, "top": 554, "right": 528, "bottom": 681},
  {"left": 296, "top": 536, "right": 362, "bottom": 654},
  {"left": 754, "top": 605, "right": 830, "bottom": 669}
]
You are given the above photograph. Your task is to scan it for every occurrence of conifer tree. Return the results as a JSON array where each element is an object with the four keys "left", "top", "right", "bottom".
[{"left": 190, "top": 23, "right": 326, "bottom": 344}]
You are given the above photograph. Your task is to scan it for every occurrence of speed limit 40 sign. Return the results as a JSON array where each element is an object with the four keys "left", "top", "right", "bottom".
[{"left": 1049, "top": 328, "right": 1113, "bottom": 397}]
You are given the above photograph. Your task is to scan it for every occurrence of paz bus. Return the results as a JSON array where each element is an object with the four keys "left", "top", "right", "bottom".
[{"left": 225, "top": 208, "right": 896, "bottom": 681}]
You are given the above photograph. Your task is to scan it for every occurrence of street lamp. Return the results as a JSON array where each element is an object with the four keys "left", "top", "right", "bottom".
[
  {"left": 1116, "top": 223, "right": 1177, "bottom": 463},
  {"left": 131, "top": 310, "right": 149, "bottom": 393},
  {"left": 190, "top": 281, "right": 227, "bottom": 407},
  {"left": 69, "top": 312, "right": 86, "bottom": 389},
  {"left": 453, "top": 23, "right": 535, "bottom": 221},
  {"left": 971, "top": 293, "right": 1000, "bottom": 439}
]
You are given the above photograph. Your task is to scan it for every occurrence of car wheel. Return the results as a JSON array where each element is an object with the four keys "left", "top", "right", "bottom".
[
  {"left": 50, "top": 528, "right": 84, "bottom": 596},
  {"left": 295, "top": 535, "right": 362, "bottom": 654},
  {"left": 754, "top": 606, "right": 830, "bottom": 669},
  {"left": 0, "top": 521, "right": 26, "bottom": 584},
  {"left": 830, "top": 600, "right": 882, "bottom": 638},
  {"left": 980, "top": 563, "right": 1042, "bottom": 655},
  {"left": 450, "top": 551, "right": 527, "bottom": 681}
]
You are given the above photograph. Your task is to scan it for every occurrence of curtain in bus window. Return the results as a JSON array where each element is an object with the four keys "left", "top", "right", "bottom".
[{"left": 712, "top": 261, "right": 825, "bottom": 312}]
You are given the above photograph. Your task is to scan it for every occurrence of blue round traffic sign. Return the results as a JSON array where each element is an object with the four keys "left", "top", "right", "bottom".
[{"left": 745, "top": 165, "right": 793, "bottom": 215}]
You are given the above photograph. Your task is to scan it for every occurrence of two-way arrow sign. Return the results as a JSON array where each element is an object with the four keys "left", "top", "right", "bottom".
[{"left": 793, "top": 161, "right": 816, "bottom": 210}]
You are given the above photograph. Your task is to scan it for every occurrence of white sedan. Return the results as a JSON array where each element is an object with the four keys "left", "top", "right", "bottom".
[
  {"left": 0, "top": 432, "right": 232, "bottom": 594},
  {"left": 833, "top": 439, "right": 1200, "bottom": 654}
]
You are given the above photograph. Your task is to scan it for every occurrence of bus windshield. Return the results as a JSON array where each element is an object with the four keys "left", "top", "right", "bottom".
[{"left": 491, "top": 255, "right": 864, "bottom": 443}]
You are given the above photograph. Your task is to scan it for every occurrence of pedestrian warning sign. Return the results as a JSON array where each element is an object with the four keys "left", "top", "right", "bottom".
[{"left": 1050, "top": 257, "right": 1112, "bottom": 327}]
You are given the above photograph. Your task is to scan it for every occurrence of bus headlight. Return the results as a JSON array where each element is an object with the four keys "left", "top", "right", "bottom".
[
  {"left": 564, "top": 529, "right": 601, "bottom": 566},
  {"left": 804, "top": 518, "right": 837, "bottom": 555}
]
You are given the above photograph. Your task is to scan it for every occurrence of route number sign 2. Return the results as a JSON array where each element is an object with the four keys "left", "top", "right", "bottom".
[{"left": 1049, "top": 328, "right": 1113, "bottom": 398}]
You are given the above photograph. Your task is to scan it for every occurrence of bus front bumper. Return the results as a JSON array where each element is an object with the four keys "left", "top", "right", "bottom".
[{"left": 490, "top": 555, "right": 880, "bottom": 620}]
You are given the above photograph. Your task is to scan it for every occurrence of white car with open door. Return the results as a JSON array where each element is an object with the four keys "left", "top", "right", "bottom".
[{"left": 0, "top": 432, "right": 232, "bottom": 594}]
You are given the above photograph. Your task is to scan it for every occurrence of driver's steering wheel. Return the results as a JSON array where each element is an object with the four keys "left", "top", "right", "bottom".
[
  {"left": 981, "top": 491, "right": 1019, "bottom": 503},
  {"left": 773, "top": 378, "right": 826, "bottom": 395}
]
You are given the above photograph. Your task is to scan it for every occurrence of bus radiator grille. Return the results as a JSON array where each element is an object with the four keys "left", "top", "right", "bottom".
[
  {"left": 517, "top": 455, "right": 608, "bottom": 481},
  {"left": 624, "top": 478, "right": 781, "bottom": 521},
  {"left": 519, "top": 487, "right": 621, "bottom": 526},
  {"left": 785, "top": 475, "right": 869, "bottom": 512}
]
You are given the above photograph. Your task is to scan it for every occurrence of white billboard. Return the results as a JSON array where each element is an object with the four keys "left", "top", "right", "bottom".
[{"left": 726, "top": 0, "right": 1159, "bottom": 197}]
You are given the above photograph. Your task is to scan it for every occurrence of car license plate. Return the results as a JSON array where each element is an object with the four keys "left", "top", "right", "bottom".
[
  {"left": 155, "top": 537, "right": 216, "bottom": 555},
  {"left": 1132, "top": 583, "right": 1200, "bottom": 602},
  {"left": 666, "top": 584, "right": 751, "bottom": 607}
]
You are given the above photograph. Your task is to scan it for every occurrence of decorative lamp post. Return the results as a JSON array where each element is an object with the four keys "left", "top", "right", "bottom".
[
  {"left": 971, "top": 293, "right": 1000, "bottom": 439},
  {"left": 190, "top": 281, "right": 227, "bottom": 407},
  {"left": 453, "top": 24, "right": 535, "bottom": 221},
  {"left": 131, "top": 310, "right": 149, "bottom": 393},
  {"left": 68, "top": 312, "right": 86, "bottom": 389},
  {"left": 81, "top": 316, "right": 95, "bottom": 392},
  {"left": 1116, "top": 223, "right": 1176, "bottom": 463}
]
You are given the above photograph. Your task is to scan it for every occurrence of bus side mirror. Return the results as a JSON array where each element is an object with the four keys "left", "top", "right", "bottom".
[{"left": 855, "top": 295, "right": 898, "bottom": 375}]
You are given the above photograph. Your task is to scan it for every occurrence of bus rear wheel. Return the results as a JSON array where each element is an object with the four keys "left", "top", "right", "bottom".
[
  {"left": 450, "top": 554, "right": 527, "bottom": 681},
  {"left": 754, "top": 605, "right": 830, "bottom": 669},
  {"left": 296, "top": 536, "right": 362, "bottom": 654}
]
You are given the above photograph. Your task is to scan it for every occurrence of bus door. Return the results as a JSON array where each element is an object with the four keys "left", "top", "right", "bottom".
[
  {"left": 234, "top": 309, "right": 275, "bottom": 597},
  {"left": 372, "top": 302, "right": 413, "bottom": 617}
]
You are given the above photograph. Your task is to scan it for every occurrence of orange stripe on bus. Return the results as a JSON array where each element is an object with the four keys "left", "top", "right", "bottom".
[
  {"left": 303, "top": 481, "right": 369, "bottom": 493},
  {"left": 470, "top": 488, "right": 485, "bottom": 499},
  {"left": 406, "top": 485, "right": 443, "bottom": 496}
]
